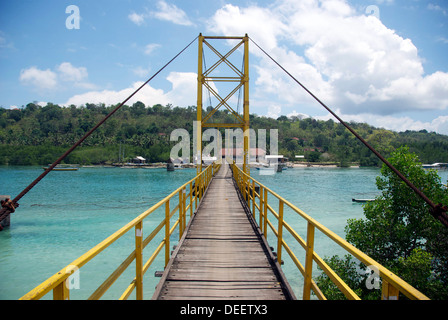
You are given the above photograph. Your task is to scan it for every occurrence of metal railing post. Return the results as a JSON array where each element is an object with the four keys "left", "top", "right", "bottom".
[
  {"left": 277, "top": 200, "right": 284, "bottom": 264},
  {"left": 183, "top": 187, "right": 187, "bottom": 233},
  {"left": 194, "top": 176, "right": 198, "bottom": 210},
  {"left": 252, "top": 180, "right": 256, "bottom": 219},
  {"left": 259, "top": 185, "right": 264, "bottom": 234},
  {"left": 200, "top": 174, "right": 203, "bottom": 200},
  {"left": 165, "top": 200, "right": 170, "bottom": 267},
  {"left": 264, "top": 188, "right": 268, "bottom": 240},
  {"left": 303, "top": 222, "right": 315, "bottom": 300},
  {"left": 135, "top": 221, "right": 143, "bottom": 300},
  {"left": 53, "top": 279, "right": 70, "bottom": 300},
  {"left": 179, "top": 189, "right": 183, "bottom": 240},
  {"left": 382, "top": 279, "right": 400, "bottom": 300},
  {"left": 189, "top": 181, "right": 193, "bottom": 217},
  {"left": 243, "top": 175, "right": 249, "bottom": 203}
]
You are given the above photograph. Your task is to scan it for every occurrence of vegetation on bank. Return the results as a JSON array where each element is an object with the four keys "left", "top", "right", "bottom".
[
  {"left": 314, "top": 147, "right": 448, "bottom": 300},
  {"left": 1, "top": 102, "right": 448, "bottom": 166}
]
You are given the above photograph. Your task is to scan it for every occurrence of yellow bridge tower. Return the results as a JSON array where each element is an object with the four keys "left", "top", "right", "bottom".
[{"left": 196, "top": 34, "right": 250, "bottom": 176}]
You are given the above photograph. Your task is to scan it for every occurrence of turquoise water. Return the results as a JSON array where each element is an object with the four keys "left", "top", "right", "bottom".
[
  {"left": 0, "top": 166, "right": 197, "bottom": 300},
  {"left": 1, "top": 165, "right": 447, "bottom": 300}
]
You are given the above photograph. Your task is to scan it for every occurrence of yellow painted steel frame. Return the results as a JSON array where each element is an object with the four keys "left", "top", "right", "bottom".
[
  {"left": 197, "top": 34, "right": 250, "bottom": 176},
  {"left": 20, "top": 163, "right": 221, "bottom": 300},
  {"left": 231, "top": 163, "right": 430, "bottom": 301}
]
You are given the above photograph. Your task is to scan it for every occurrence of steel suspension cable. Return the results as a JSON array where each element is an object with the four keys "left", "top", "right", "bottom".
[
  {"left": 249, "top": 37, "right": 448, "bottom": 228},
  {"left": 0, "top": 35, "right": 199, "bottom": 229}
]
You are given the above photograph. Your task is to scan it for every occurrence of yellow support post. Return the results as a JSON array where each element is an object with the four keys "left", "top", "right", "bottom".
[
  {"left": 53, "top": 279, "right": 69, "bottom": 300},
  {"left": 243, "top": 176, "right": 248, "bottom": 202},
  {"left": 179, "top": 189, "right": 183, "bottom": 240},
  {"left": 303, "top": 222, "right": 315, "bottom": 300},
  {"left": 183, "top": 187, "right": 187, "bottom": 231},
  {"left": 189, "top": 181, "right": 193, "bottom": 217},
  {"left": 165, "top": 200, "right": 170, "bottom": 267},
  {"left": 197, "top": 33, "right": 204, "bottom": 175},
  {"left": 194, "top": 176, "right": 198, "bottom": 210},
  {"left": 199, "top": 175, "right": 203, "bottom": 200},
  {"left": 382, "top": 279, "right": 400, "bottom": 300},
  {"left": 242, "top": 34, "right": 250, "bottom": 176},
  {"left": 259, "top": 185, "right": 264, "bottom": 234},
  {"left": 277, "top": 200, "right": 284, "bottom": 265},
  {"left": 135, "top": 221, "right": 143, "bottom": 300},
  {"left": 264, "top": 188, "right": 268, "bottom": 240},
  {"left": 252, "top": 180, "right": 256, "bottom": 219}
]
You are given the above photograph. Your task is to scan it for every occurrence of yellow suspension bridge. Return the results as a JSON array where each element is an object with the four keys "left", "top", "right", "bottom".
[{"left": 7, "top": 34, "right": 444, "bottom": 300}]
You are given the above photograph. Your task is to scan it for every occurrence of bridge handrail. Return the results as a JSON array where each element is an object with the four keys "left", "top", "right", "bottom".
[
  {"left": 231, "top": 163, "right": 429, "bottom": 300},
  {"left": 20, "top": 163, "right": 221, "bottom": 300}
]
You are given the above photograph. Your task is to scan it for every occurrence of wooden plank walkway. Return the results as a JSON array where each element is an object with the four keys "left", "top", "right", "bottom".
[{"left": 152, "top": 162, "right": 295, "bottom": 300}]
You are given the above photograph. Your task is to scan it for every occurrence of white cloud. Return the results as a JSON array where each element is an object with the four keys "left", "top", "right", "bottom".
[
  {"left": 57, "top": 62, "right": 88, "bottom": 82},
  {"left": 128, "top": 12, "right": 145, "bottom": 25},
  {"left": 287, "top": 110, "right": 310, "bottom": 120},
  {"left": 266, "top": 105, "right": 282, "bottom": 119},
  {"left": 436, "top": 36, "right": 448, "bottom": 44},
  {"left": 20, "top": 62, "right": 96, "bottom": 93},
  {"left": 19, "top": 67, "right": 58, "bottom": 91},
  {"left": 128, "top": 2, "right": 194, "bottom": 27},
  {"left": 431, "top": 116, "right": 448, "bottom": 135},
  {"left": 315, "top": 111, "right": 448, "bottom": 135},
  {"left": 150, "top": 1, "right": 194, "bottom": 26},
  {"left": 208, "top": 0, "right": 448, "bottom": 122},
  {"left": 208, "top": 4, "right": 286, "bottom": 52},
  {"left": 64, "top": 82, "right": 166, "bottom": 107},
  {"left": 132, "top": 66, "right": 151, "bottom": 78},
  {"left": 144, "top": 43, "right": 161, "bottom": 55},
  {"left": 63, "top": 71, "right": 197, "bottom": 108},
  {"left": 427, "top": 4, "right": 447, "bottom": 16},
  {"left": 375, "top": 0, "right": 394, "bottom": 4},
  {"left": 165, "top": 72, "right": 197, "bottom": 106}
]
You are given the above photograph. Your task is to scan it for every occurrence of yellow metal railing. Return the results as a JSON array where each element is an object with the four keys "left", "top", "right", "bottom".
[
  {"left": 20, "top": 163, "right": 221, "bottom": 300},
  {"left": 231, "top": 163, "right": 429, "bottom": 300}
]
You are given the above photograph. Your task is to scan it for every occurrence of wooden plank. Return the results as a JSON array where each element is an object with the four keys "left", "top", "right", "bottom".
[
  {"left": 159, "top": 281, "right": 286, "bottom": 300},
  {"left": 159, "top": 289, "right": 286, "bottom": 300},
  {"left": 152, "top": 163, "right": 295, "bottom": 300}
]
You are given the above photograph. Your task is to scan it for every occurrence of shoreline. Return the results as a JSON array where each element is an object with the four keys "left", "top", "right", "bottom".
[
  {"left": 0, "top": 162, "right": 363, "bottom": 169},
  {"left": 291, "top": 163, "right": 360, "bottom": 168}
]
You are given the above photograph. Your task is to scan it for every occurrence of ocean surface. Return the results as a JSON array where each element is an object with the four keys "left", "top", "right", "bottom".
[{"left": 1, "top": 165, "right": 447, "bottom": 300}]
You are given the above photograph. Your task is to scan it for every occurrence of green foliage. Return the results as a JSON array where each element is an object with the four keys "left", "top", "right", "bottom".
[
  {"left": 1, "top": 103, "right": 448, "bottom": 165},
  {"left": 315, "top": 147, "right": 448, "bottom": 299},
  {"left": 306, "top": 151, "right": 321, "bottom": 162},
  {"left": 314, "top": 255, "right": 380, "bottom": 300}
]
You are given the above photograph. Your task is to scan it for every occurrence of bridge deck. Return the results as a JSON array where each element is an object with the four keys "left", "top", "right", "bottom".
[{"left": 152, "top": 163, "right": 295, "bottom": 300}]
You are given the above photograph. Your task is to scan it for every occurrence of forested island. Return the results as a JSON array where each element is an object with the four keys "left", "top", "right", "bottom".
[{"left": 1, "top": 101, "right": 447, "bottom": 166}]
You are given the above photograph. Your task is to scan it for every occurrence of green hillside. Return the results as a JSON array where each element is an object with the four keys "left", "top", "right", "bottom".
[{"left": 1, "top": 102, "right": 447, "bottom": 166}]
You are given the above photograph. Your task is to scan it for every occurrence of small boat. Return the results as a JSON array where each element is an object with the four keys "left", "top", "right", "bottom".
[
  {"left": 43, "top": 165, "right": 79, "bottom": 171},
  {"left": 352, "top": 198, "right": 374, "bottom": 203}
]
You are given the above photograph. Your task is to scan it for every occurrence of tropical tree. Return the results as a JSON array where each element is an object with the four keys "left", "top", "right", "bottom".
[{"left": 315, "top": 147, "right": 448, "bottom": 299}]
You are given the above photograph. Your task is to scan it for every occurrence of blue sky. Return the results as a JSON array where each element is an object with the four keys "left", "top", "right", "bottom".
[{"left": 1, "top": 0, "right": 447, "bottom": 134}]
